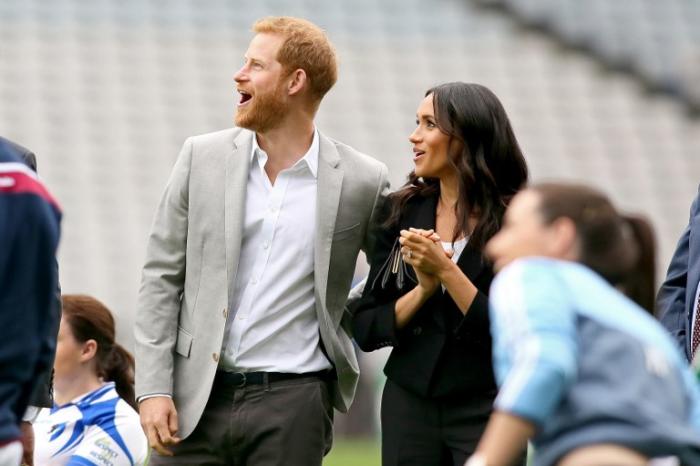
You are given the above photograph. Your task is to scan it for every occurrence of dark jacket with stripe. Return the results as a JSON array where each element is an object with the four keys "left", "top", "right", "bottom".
[
  {"left": 0, "top": 137, "right": 61, "bottom": 410},
  {"left": 0, "top": 140, "right": 61, "bottom": 443}
]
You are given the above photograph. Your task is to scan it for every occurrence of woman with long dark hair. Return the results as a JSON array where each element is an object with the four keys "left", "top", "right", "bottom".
[
  {"left": 33, "top": 295, "right": 148, "bottom": 465},
  {"left": 467, "top": 183, "right": 700, "bottom": 466},
  {"left": 352, "top": 82, "right": 528, "bottom": 465}
]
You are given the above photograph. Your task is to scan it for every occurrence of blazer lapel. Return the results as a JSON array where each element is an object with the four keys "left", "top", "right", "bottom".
[
  {"left": 455, "top": 245, "right": 486, "bottom": 283},
  {"left": 225, "top": 129, "right": 253, "bottom": 309},
  {"left": 315, "top": 132, "right": 344, "bottom": 315}
]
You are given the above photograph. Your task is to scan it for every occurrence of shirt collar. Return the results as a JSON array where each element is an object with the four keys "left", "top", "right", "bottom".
[{"left": 249, "top": 129, "right": 319, "bottom": 178}]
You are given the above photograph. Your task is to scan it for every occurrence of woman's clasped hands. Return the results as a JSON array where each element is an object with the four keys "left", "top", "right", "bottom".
[{"left": 399, "top": 228, "right": 454, "bottom": 296}]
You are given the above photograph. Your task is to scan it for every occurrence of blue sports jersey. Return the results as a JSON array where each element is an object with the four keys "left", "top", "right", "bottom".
[
  {"left": 33, "top": 383, "right": 147, "bottom": 466},
  {"left": 490, "top": 258, "right": 700, "bottom": 466}
]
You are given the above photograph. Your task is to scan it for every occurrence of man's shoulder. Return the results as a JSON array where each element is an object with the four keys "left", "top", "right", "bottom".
[
  {"left": 0, "top": 137, "right": 36, "bottom": 172},
  {"left": 0, "top": 148, "right": 60, "bottom": 215},
  {"left": 186, "top": 127, "right": 251, "bottom": 148},
  {"left": 321, "top": 133, "right": 386, "bottom": 174}
]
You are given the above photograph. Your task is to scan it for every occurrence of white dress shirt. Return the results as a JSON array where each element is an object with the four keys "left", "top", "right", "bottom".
[{"left": 220, "top": 130, "right": 332, "bottom": 373}]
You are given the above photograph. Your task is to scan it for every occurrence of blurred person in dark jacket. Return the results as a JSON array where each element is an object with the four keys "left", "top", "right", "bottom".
[
  {"left": 658, "top": 185, "right": 700, "bottom": 363},
  {"left": 0, "top": 137, "right": 61, "bottom": 465}
]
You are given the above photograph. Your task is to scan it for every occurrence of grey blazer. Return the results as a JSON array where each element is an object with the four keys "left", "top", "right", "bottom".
[{"left": 135, "top": 127, "right": 389, "bottom": 439}]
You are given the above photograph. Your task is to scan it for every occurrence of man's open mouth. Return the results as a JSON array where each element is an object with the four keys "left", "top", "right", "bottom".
[{"left": 238, "top": 91, "right": 252, "bottom": 106}]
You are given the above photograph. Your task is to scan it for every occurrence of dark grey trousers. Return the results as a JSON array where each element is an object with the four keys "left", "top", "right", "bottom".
[
  {"left": 381, "top": 380, "right": 526, "bottom": 466},
  {"left": 150, "top": 375, "right": 334, "bottom": 466}
]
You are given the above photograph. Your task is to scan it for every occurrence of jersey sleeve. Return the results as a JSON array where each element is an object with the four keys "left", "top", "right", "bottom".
[{"left": 489, "top": 259, "right": 578, "bottom": 426}]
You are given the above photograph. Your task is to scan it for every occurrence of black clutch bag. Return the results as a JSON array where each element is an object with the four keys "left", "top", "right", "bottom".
[{"left": 370, "top": 238, "right": 417, "bottom": 291}]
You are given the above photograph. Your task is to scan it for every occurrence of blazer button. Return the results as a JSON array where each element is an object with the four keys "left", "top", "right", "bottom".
[
  {"left": 413, "top": 326, "right": 422, "bottom": 336},
  {"left": 212, "top": 353, "right": 219, "bottom": 362}
]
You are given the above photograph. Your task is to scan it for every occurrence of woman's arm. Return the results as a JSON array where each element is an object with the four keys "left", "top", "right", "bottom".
[
  {"left": 394, "top": 281, "right": 436, "bottom": 329},
  {"left": 437, "top": 260, "right": 478, "bottom": 314}
]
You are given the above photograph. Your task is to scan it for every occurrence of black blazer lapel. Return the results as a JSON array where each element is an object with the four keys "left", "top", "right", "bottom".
[{"left": 455, "top": 245, "right": 486, "bottom": 283}]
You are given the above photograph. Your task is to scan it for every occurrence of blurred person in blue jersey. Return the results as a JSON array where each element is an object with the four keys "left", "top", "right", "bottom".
[
  {"left": 657, "top": 186, "right": 700, "bottom": 363},
  {"left": 466, "top": 183, "right": 700, "bottom": 466},
  {"left": 135, "top": 16, "right": 389, "bottom": 466},
  {"left": 0, "top": 138, "right": 61, "bottom": 465},
  {"left": 352, "top": 82, "right": 528, "bottom": 466},
  {"left": 33, "top": 295, "right": 148, "bottom": 465}
]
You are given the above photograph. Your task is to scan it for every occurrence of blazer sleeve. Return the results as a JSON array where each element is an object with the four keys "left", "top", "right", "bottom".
[
  {"left": 361, "top": 163, "right": 390, "bottom": 255},
  {"left": 453, "top": 286, "right": 491, "bottom": 342},
  {"left": 134, "top": 138, "right": 192, "bottom": 398},
  {"left": 657, "top": 186, "right": 699, "bottom": 359},
  {"left": 351, "top": 200, "right": 406, "bottom": 352},
  {"left": 341, "top": 163, "right": 389, "bottom": 336}
]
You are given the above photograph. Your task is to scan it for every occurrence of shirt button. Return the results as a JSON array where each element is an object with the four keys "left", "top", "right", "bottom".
[
  {"left": 222, "top": 308, "right": 228, "bottom": 319},
  {"left": 251, "top": 277, "right": 258, "bottom": 284},
  {"left": 212, "top": 353, "right": 219, "bottom": 362},
  {"left": 262, "top": 241, "right": 270, "bottom": 250}
]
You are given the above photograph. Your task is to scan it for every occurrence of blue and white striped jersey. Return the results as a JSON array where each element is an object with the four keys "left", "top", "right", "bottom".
[
  {"left": 33, "top": 383, "right": 148, "bottom": 466},
  {"left": 490, "top": 258, "right": 700, "bottom": 466}
]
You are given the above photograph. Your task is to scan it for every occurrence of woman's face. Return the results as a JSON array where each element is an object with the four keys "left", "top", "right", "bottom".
[
  {"left": 53, "top": 317, "right": 88, "bottom": 380},
  {"left": 409, "top": 94, "right": 456, "bottom": 180},
  {"left": 486, "top": 190, "right": 566, "bottom": 272}
]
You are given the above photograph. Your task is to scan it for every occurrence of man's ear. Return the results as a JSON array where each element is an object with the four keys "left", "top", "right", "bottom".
[{"left": 287, "top": 69, "right": 307, "bottom": 96}]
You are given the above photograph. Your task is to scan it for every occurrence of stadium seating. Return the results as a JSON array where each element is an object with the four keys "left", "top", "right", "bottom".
[{"left": 0, "top": 0, "right": 698, "bottom": 347}]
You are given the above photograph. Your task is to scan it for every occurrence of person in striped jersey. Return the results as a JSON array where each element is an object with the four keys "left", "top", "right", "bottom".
[{"left": 33, "top": 295, "right": 147, "bottom": 466}]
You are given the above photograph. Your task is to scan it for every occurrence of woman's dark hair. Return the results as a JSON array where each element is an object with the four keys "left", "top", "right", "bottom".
[
  {"left": 384, "top": 82, "right": 529, "bottom": 250},
  {"left": 531, "top": 183, "right": 656, "bottom": 313},
  {"left": 61, "top": 294, "right": 136, "bottom": 409}
]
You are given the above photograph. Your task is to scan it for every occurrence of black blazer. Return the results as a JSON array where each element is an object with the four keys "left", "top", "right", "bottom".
[{"left": 352, "top": 193, "right": 497, "bottom": 399}]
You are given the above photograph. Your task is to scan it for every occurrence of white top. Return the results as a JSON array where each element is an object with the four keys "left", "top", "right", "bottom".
[
  {"left": 440, "top": 237, "right": 468, "bottom": 292},
  {"left": 33, "top": 383, "right": 148, "bottom": 466},
  {"left": 220, "top": 130, "right": 331, "bottom": 373},
  {"left": 441, "top": 237, "right": 468, "bottom": 263}
]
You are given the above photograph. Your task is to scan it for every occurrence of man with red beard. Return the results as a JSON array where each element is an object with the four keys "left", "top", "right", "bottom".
[{"left": 135, "top": 16, "right": 389, "bottom": 465}]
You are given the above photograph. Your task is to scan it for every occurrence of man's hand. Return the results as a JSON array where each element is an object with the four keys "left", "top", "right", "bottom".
[
  {"left": 139, "top": 396, "right": 181, "bottom": 456},
  {"left": 20, "top": 421, "right": 33, "bottom": 466}
]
